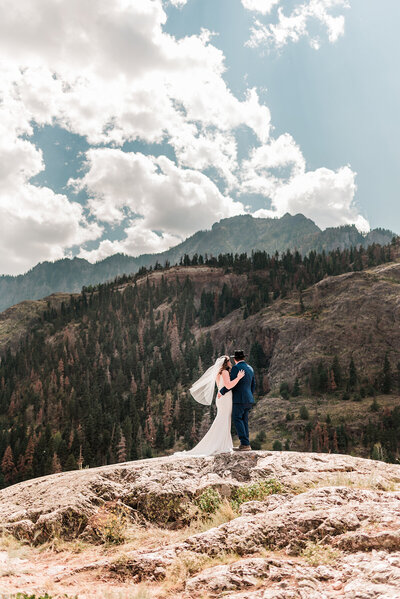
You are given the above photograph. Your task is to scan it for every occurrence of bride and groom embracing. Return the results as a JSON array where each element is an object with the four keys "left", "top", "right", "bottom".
[{"left": 183, "top": 350, "right": 256, "bottom": 456}]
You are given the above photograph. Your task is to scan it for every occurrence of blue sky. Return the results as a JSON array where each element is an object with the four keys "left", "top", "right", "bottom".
[
  {"left": 0, "top": 0, "right": 398, "bottom": 275},
  {"left": 165, "top": 0, "right": 400, "bottom": 231}
]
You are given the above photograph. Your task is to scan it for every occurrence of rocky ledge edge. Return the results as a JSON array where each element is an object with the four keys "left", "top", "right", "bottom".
[{"left": 2, "top": 451, "right": 400, "bottom": 598}]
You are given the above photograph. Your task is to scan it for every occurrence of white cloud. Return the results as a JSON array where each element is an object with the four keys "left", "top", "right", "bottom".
[
  {"left": 246, "top": 0, "right": 349, "bottom": 50},
  {"left": 0, "top": 64, "right": 102, "bottom": 275},
  {"left": 71, "top": 148, "right": 245, "bottom": 254},
  {"left": 171, "top": 129, "right": 239, "bottom": 189},
  {"left": 0, "top": 0, "right": 272, "bottom": 273},
  {"left": 0, "top": 132, "right": 101, "bottom": 275},
  {"left": 253, "top": 166, "right": 369, "bottom": 232},
  {"left": 0, "top": 0, "right": 367, "bottom": 274},
  {"left": 0, "top": 0, "right": 269, "bottom": 149},
  {"left": 239, "top": 134, "right": 368, "bottom": 231},
  {"left": 78, "top": 224, "right": 181, "bottom": 262},
  {"left": 241, "top": 0, "right": 280, "bottom": 15},
  {"left": 241, "top": 134, "right": 306, "bottom": 196}
]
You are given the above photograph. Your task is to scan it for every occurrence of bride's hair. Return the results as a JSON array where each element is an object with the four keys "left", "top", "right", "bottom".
[{"left": 219, "top": 356, "right": 231, "bottom": 374}]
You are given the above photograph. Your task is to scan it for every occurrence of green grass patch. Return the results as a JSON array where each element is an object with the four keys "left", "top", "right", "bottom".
[
  {"left": 231, "top": 479, "right": 283, "bottom": 511},
  {"left": 195, "top": 487, "right": 222, "bottom": 515},
  {"left": 301, "top": 541, "right": 342, "bottom": 566}
]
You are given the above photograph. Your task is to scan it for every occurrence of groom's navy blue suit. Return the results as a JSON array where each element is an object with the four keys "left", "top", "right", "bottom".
[{"left": 219, "top": 361, "right": 255, "bottom": 447}]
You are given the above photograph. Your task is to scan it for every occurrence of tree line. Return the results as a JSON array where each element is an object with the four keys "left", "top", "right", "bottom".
[{"left": 0, "top": 240, "right": 396, "bottom": 487}]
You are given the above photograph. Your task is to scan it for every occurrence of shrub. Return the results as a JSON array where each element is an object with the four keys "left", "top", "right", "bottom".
[
  {"left": 371, "top": 442, "right": 385, "bottom": 461},
  {"left": 257, "top": 430, "right": 267, "bottom": 442},
  {"left": 166, "top": 550, "right": 211, "bottom": 584},
  {"left": 87, "top": 503, "right": 128, "bottom": 545},
  {"left": 131, "top": 492, "right": 190, "bottom": 525},
  {"left": 196, "top": 487, "right": 222, "bottom": 515},
  {"left": 280, "top": 381, "right": 290, "bottom": 400},
  {"left": 299, "top": 405, "right": 309, "bottom": 420},
  {"left": 301, "top": 542, "right": 342, "bottom": 566},
  {"left": 272, "top": 440, "right": 283, "bottom": 451},
  {"left": 230, "top": 479, "right": 283, "bottom": 511},
  {"left": 292, "top": 378, "right": 301, "bottom": 397},
  {"left": 370, "top": 397, "right": 380, "bottom": 412},
  {"left": 251, "top": 430, "right": 267, "bottom": 450}
]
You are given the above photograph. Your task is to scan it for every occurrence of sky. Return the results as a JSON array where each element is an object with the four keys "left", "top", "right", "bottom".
[{"left": 0, "top": 0, "right": 399, "bottom": 275}]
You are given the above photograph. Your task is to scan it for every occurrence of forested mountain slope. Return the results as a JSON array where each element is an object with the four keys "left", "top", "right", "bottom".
[
  {"left": 0, "top": 240, "right": 399, "bottom": 488},
  {"left": 0, "top": 212, "right": 394, "bottom": 311}
]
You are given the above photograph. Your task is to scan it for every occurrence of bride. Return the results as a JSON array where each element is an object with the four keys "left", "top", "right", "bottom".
[{"left": 178, "top": 355, "right": 245, "bottom": 456}]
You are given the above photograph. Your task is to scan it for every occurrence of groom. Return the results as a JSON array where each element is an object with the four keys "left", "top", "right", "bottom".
[{"left": 218, "top": 349, "right": 255, "bottom": 451}]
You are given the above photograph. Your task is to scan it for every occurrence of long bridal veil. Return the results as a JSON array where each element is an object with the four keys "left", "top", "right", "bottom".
[
  {"left": 189, "top": 355, "right": 227, "bottom": 405},
  {"left": 175, "top": 354, "right": 233, "bottom": 457}
]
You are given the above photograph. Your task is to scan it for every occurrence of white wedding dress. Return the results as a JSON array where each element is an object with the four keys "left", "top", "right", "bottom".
[{"left": 180, "top": 375, "right": 233, "bottom": 457}]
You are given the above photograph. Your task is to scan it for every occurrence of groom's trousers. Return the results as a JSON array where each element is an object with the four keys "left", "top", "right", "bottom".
[{"left": 232, "top": 403, "right": 252, "bottom": 446}]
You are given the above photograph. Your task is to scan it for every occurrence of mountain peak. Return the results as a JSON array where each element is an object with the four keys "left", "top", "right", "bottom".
[{"left": 0, "top": 213, "right": 396, "bottom": 312}]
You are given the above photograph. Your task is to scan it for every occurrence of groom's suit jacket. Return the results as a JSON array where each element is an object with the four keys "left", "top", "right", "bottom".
[{"left": 219, "top": 361, "right": 256, "bottom": 405}]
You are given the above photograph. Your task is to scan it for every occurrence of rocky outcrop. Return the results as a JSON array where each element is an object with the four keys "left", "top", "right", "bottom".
[
  {"left": 2, "top": 451, "right": 400, "bottom": 597},
  {"left": 185, "top": 552, "right": 400, "bottom": 598},
  {"left": 207, "top": 260, "right": 400, "bottom": 387},
  {"left": 0, "top": 293, "right": 71, "bottom": 354},
  {"left": 1, "top": 451, "right": 400, "bottom": 542}
]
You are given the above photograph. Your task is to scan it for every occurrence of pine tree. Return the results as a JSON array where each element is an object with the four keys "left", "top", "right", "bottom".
[
  {"left": 332, "top": 355, "right": 342, "bottom": 388},
  {"left": 145, "top": 414, "right": 156, "bottom": 447},
  {"left": 332, "top": 429, "right": 338, "bottom": 453},
  {"left": 382, "top": 353, "right": 392, "bottom": 394},
  {"left": 397, "top": 362, "right": 400, "bottom": 393},
  {"left": 23, "top": 436, "right": 35, "bottom": 478},
  {"left": 328, "top": 369, "right": 337, "bottom": 392},
  {"left": 169, "top": 314, "right": 181, "bottom": 361},
  {"left": 348, "top": 356, "right": 357, "bottom": 391},
  {"left": 321, "top": 423, "right": 329, "bottom": 452},
  {"left": 162, "top": 392, "right": 173, "bottom": 434},
  {"left": 299, "top": 291, "right": 305, "bottom": 314},
  {"left": 317, "top": 360, "right": 328, "bottom": 393},
  {"left": 77, "top": 445, "right": 84, "bottom": 470},
  {"left": 300, "top": 405, "right": 309, "bottom": 420},
  {"left": 190, "top": 413, "right": 198, "bottom": 445},
  {"left": 117, "top": 432, "right": 127, "bottom": 463},
  {"left": 314, "top": 422, "right": 322, "bottom": 452},
  {"left": 51, "top": 452, "right": 62, "bottom": 473},
  {"left": 1, "top": 445, "right": 17, "bottom": 484},
  {"left": 65, "top": 454, "right": 78, "bottom": 471},
  {"left": 292, "top": 378, "right": 301, "bottom": 397},
  {"left": 371, "top": 442, "right": 384, "bottom": 461}
]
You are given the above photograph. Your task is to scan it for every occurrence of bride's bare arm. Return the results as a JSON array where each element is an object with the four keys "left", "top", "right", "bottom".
[{"left": 221, "top": 369, "right": 245, "bottom": 390}]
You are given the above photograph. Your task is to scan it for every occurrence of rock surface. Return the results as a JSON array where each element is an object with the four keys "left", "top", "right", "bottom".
[
  {"left": 1, "top": 451, "right": 400, "bottom": 541},
  {"left": 207, "top": 260, "right": 400, "bottom": 387},
  {"left": 2, "top": 451, "right": 400, "bottom": 598}
]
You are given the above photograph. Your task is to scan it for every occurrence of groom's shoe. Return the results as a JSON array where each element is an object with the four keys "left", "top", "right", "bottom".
[{"left": 237, "top": 445, "right": 251, "bottom": 451}]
